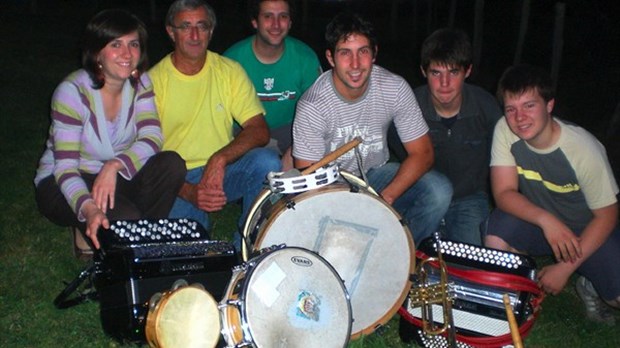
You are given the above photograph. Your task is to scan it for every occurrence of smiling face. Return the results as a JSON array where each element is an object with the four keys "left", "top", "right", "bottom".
[
  {"left": 326, "top": 33, "right": 376, "bottom": 100},
  {"left": 503, "top": 88, "right": 556, "bottom": 148},
  {"left": 422, "top": 62, "right": 471, "bottom": 115},
  {"left": 252, "top": 0, "right": 291, "bottom": 48},
  {"left": 166, "top": 6, "right": 213, "bottom": 63},
  {"left": 98, "top": 31, "right": 141, "bottom": 85}
]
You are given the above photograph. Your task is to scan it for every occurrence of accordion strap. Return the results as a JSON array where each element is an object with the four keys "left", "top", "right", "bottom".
[
  {"left": 416, "top": 250, "right": 544, "bottom": 303},
  {"left": 53, "top": 263, "right": 97, "bottom": 309}
]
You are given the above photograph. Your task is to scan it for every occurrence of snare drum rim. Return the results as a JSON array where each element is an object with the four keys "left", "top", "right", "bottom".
[{"left": 220, "top": 265, "right": 254, "bottom": 347}]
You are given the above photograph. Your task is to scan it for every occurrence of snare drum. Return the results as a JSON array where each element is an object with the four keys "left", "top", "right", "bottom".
[
  {"left": 145, "top": 281, "right": 220, "bottom": 348},
  {"left": 220, "top": 246, "right": 351, "bottom": 348},
  {"left": 244, "top": 172, "right": 415, "bottom": 338}
]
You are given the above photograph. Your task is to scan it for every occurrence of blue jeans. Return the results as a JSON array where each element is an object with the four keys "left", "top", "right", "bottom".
[
  {"left": 169, "top": 148, "right": 281, "bottom": 234},
  {"left": 442, "top": 191, "right": 490, "bottom": 245},
  {"left": 366, "top": 163, "right": 452, "bottom": 245},
  {"left": 483, "top": 209, "right": 620, "bottom": 301}
]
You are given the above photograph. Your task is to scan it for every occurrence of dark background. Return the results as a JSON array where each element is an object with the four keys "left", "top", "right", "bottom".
[
  {"left": 1, "top": 0, "right": 619, "bottom": 178},
  {"left": 0, "top": 2, "right": 618, "bottom": 346}
]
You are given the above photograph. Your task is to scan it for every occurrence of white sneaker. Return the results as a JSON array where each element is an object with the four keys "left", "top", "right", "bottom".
[{"left": 575, "top": 276, "right": 616, "bottom": 326}]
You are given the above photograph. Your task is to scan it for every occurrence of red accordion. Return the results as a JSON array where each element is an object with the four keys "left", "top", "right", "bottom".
[{"left": 399, "top": 237, "right": 544, "bottom": 348}]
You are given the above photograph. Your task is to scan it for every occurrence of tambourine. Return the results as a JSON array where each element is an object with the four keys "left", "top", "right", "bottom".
[{"left": 145, "top": 280, "right": 220, "bottom": 348}]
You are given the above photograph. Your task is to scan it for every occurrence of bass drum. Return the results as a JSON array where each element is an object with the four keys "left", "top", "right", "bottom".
[
  {"left": 145, "top": 280, "right": 220, "bottom": 348},
  {"left": 244, "top": 171, "right": 415, "bottom": 339},
  {"left": 220, "top": 246, "right": 352, "bottom": 348}
]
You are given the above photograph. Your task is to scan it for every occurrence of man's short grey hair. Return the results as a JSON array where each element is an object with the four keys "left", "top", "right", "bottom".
[{"left": 166, "top": 0, "right": 217, "bottom": 29}]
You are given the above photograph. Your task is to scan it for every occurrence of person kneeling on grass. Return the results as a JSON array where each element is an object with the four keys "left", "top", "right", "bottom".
[
  {"left": 149, "top": 0, "right": 281, "bottom": 251},
  {"left": 483, "top": 64, "right": 620, "bottom": 325},
  {"left": 34, "top": 9, "right": 186, "bottom": 257}
]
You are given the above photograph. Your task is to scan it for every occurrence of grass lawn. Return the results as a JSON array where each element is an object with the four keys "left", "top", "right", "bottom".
[{"left": 1, "top": 1, "right": 619, "bottom": 347}]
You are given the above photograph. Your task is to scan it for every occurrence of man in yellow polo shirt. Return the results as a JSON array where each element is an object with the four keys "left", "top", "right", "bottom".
[{"left": 150, "top": 0, "right": 281, "bottom": 243}]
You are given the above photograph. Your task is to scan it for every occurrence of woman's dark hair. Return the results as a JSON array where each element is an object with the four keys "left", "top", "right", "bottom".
[
  {"left": 325, "top": 12, "right": 377, "bottom": 57},
  {"left": 82, "top": 9, "right": 148, "bottom": 89}
]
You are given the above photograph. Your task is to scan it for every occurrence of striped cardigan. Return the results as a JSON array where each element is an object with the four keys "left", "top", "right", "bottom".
[{"left": 34, "top": 69, "right": 162, "bottom": 220}]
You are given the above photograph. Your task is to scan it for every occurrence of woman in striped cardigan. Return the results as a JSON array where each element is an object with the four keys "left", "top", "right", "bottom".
[{"left": 34, "top": 9, "right": 185, "bottom": 252}]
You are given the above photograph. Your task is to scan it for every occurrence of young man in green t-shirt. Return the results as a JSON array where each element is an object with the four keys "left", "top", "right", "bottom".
[{"left": 225, "top": 0, "right": 321, "bottom": 170}]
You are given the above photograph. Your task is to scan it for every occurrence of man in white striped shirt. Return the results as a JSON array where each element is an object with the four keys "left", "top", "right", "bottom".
[{"left": 292, "top": 12, "right": 452, "bottom": 244}]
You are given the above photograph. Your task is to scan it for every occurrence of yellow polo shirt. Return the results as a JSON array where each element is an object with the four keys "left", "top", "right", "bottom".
[{"left": 150, "top": 51, "right": 265, "bottom": 169}]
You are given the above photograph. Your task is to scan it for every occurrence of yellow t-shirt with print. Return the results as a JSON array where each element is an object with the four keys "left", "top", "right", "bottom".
[{"left": 149, "top": 51, "right": 265, "bottom": 170}]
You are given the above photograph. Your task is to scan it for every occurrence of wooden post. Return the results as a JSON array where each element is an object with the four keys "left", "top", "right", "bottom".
[
  {"left": 551, "top": 2, "right": 565, "bottom": 91},
  {"left": 448, "top": 0, "right": 457, "bottom": 28},
  {"left": 302, "top": 0, "right": 309, "bottom": 34},
  {"left": 149, "top": 0, "right": 158, "bottom": 24},
  {"left": 426, "top": 0, "right": 434, "bottom": 35},
  {"left": 514, "top": 0, "right": 531, "bottom": 65},
  {"left": 390, "top": 0, "right": 399, "bottom": 41},
  {"left": 411, "top": 0, "right": 419, "bottom": 43},
  {"left": 472, "top": 0, "right": 485, "bottom": 79}
]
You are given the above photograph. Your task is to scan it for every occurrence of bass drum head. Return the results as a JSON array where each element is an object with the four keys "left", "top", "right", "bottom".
[
  {"left": 254, "top": 185, "right": 414, "bottom": 339},
  {"left": 146, "top": 285, "right": 220, "bottom": 348},
  {"left": 240, "top": 247, "right": 351, "bottom": 347},
  {"left": 241, "top": 171, "right": 374, "bottom": 262}
]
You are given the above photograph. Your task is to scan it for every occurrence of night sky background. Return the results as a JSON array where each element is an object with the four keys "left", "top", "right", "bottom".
[{"left": 2, "top": 0, "right": 619, "bottom": 178}]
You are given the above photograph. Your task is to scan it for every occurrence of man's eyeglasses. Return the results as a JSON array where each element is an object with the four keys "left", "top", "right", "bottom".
[{"left": 170, "top": 22, "right": 212, "bottom": 33}]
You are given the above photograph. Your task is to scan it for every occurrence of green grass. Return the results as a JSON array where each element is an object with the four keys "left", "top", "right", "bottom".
[{"left": 2, "top": 1, "right": 619, "bottom": 347}]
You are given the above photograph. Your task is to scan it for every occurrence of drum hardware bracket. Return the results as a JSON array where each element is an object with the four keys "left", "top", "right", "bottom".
[
  {"left": 347, "top": 181, "right": 360, "bottom": 193},
  {"left": 218, "top": 298, "right": 241, "bottom": 309}
]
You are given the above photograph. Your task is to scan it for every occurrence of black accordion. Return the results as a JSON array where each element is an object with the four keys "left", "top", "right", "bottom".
[
  {"left": 399, "top": 237, "right": 544, "bottom": 348},
  {"left": 94, "top": 219, "right": 238, "bottom": 343}
]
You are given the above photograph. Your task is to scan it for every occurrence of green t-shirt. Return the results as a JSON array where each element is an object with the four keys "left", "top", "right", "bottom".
[{"left": 224, "top": 36, "right": 321, "bottom": 130}]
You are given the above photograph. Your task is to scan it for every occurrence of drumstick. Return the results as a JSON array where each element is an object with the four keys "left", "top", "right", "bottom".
[
  {"left": 301, "top": 136, "right": 363, "bottom": 175},
  {"left": 503, "top": 293, "right": 524, "bottom": 348}
]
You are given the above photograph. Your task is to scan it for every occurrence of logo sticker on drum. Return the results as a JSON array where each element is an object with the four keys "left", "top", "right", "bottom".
[
  {"left": 296, "top": 290, "right": 320, "bottom": 321},
  {"left": 291, "top": 256, "right": 313, "bottom": 267}
]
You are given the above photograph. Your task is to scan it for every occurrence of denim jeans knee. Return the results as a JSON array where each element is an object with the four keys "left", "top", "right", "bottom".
[
  {"left": 168, "top": 167, "right": 210, "bottom": 230},
  {"left": 367, "top": 165, "right": 452, "bottom": 245}
]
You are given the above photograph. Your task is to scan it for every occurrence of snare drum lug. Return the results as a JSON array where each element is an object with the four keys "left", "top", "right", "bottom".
[
  {"left": 219, "top": 298, "right": 242, "bottom": 309},
  {"left": 285, "top": 200, "right": 296, "bottom": 210},
  {"left": 232, "top": 264, "right": 247, "bottom": 272}
]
